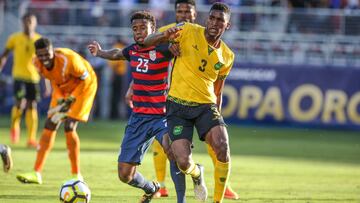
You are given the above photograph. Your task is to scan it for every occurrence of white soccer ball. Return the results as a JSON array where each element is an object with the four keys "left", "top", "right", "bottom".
[{"left": 59, "top": 179, "right": 91, "bottom": 203}]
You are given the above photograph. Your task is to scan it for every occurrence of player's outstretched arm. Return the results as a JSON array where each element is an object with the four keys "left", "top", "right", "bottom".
[
  {"left": 87, "top": 41, "right": 126, "bottom": 60},
  {"left": 143, "top": 27, "right": 182, "bottom": 47}
]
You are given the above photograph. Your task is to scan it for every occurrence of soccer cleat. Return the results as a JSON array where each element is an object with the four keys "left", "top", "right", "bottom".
[
  {"left": 10, "top": 128, "right": 20, "bottom": 144},
  {"left": 153, "top": 187, "right": 169, "bottom": 198},
  {"left": 138, "top": 181, "right": 160, "bottom": 203},
  {"left": 1, "top": 145, "right": 13, "bottom": 172},
  {"left": 224, "top": 185, "right": 239, "bottom": 200},
  {"left": 27, "top": 140, "right": 38, "bottom": 148},
  {"left": 16, "top": 172, "right": 43, "bottom": 184},
  {"left": 192, "top": 164, "right": 208, "bottom": 201}
]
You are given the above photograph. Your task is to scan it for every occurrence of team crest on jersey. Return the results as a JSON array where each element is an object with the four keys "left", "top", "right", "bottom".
[
  {"left": 149, "top": 50, "right": 157, "bottom": 61},
  {"left": 214, "top": 62, "right": 224, "bottom": 70}
]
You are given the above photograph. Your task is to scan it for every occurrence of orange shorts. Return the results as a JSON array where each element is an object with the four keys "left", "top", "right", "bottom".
[{"left": 49, "top": 81, "right": 97, "bottom": 122}]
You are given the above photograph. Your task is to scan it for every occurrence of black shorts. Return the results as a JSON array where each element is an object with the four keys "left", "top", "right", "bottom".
[
  {"left": 13, "top": 80, "right": 40, "bottom": 101},
  {"left": 166, "top": 100, "right": 226, "bottom": 142}
]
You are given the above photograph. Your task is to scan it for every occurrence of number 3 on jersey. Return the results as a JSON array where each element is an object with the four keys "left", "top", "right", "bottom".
[
  {"left": 136, "top": 58, "right": 149, "bottom": 73},
  {"left": 198, "top": 59, "right": 207, "bottom": 72}
]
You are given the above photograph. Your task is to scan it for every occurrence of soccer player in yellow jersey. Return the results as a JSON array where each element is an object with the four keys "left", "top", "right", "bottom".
[
  {"left": 0, "top": 13, "right": 42, "bottom": 147},
  {"left": 16, "top": 38, "right": 97, "bottom": 184},
  {"left": 144, "top": 2, "right": 234, "bottom": 202},
  {"left": 149, "top": 0, "right": 197, "bottom": 199}
]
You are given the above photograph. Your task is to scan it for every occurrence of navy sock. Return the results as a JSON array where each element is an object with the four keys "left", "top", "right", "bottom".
[
  {"left": 128, "top": 172, "right": 155, "bottom": 194},
  {"left": 170, "top": 160, "right": 186, "bottom": 203}
]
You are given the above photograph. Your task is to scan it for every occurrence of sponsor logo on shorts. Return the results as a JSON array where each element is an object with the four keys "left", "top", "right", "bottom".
[{"left": 173, "top": 125, "right": 183, "bottom": 135}]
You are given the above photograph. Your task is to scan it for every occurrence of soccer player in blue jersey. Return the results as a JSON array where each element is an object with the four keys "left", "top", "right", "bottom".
[{"left": 88, "top": 11, "right": 183, "bottom": 203}]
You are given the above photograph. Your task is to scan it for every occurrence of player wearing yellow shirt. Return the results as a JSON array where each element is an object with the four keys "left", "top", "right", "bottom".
[
  {"left": 145, "top": 3, "right": 234, "bottom": 202},
  {"left": 150, "top": 0, "right": 197, "bottom": 200},
  {"left": 0, "top": 13, "right": 42, "bottom": 147},
  {"left": 16, "top": 38, "right": 97, "bottom": 184}
]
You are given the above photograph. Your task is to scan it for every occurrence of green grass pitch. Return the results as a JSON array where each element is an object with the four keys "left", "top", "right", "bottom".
[{"left": 0, "top": 116, "right": 359, "bottom": 203}]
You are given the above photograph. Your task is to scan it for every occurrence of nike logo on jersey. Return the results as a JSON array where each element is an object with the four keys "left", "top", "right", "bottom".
[{"left": 192, "top": 44, "right": 199, "bottom": 51}]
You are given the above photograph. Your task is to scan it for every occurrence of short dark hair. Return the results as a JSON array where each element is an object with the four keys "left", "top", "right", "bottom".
[
  {"left": 22, "top": 12, "right": 36, "bottom": 21},
  {"left": 130, "top": 11, "right": 156, "bottom": 28},
  {"left": 175, "top": 0, "right": 196, "bottom": 9},
  {"left": 210, "top": 2, "right": 231, "bottom": 17},
  {"left": 34, "top": 38, "right": 52, "bottom": 50}
]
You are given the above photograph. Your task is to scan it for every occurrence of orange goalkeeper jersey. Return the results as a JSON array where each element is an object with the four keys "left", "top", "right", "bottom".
[{"left": 34, "top": 48, "right": 97, "bottom": 122}]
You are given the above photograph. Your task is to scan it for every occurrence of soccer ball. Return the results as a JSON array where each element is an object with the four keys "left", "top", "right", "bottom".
[{"left": 59, "top": 179, "right": 91, "bottom": 203}]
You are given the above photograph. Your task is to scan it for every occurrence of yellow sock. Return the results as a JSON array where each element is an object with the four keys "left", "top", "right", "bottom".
[
  {"left": 11, "top": 106, "right": 22, "bottom": 131},
  {"left": 206, "top": 144, "right": 217, "bottom": 165},
  {"left": 152, "top": 140, "right": 167, "bottom": 186},
  {"left": 214, "top": 160, "right": 230, "bottom": 202},
  {"left": 25, "top": 108, "right": 38, "bottom": 142},
  {"left": 179, "top": 161, "right": 200, "bottom": 178}
]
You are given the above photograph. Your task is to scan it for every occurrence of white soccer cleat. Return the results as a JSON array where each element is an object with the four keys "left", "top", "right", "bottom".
[
  {"left": 192, "top": 164, "right": 208, "bottom": 201},
  {"left": 1, "top": 145, "right": 13, "bottom": 172}
]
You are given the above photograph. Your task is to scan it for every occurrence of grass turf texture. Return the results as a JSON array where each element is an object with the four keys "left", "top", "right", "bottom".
[{"left": 0, "top": 116, "right": 359, "bottom": 203}]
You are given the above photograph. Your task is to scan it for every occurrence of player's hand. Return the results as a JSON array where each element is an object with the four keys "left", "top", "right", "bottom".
[
  {"left": 164, "top": 27, "right": 182, "bottom": 41},
  {"left": 60, "top": 96, "right": 76, "bottom": 112},
  {"left": 47, "top": 96, "right": 75, "bottom": 115},
  {"left": 87, "top": 41, "right": 102, "bottom": 57},
  {"left": 50, "top": 112, "right": 67, "bottom": 124},
  {"left": 169, "top": 42, "right": 181, "bottom": 57},
  {"left": 125, "top": 87, "right": 134, "bottom": 109}
]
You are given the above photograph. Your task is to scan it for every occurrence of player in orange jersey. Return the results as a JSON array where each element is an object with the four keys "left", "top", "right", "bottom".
[
  {"left": 0, "top": 13, "right": 42, "bottom": 148},
  {"left": 16, "top": 38, "right": 97, "bottom": 184}
]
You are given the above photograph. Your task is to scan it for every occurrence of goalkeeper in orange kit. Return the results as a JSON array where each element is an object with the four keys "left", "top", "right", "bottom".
[{"left": 16, "top": 38, "right": 97, "bottom": 184}]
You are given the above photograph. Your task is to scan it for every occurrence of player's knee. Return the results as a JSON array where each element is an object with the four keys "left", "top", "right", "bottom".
[
  {"left": 45, "top": 119, "right": 58, "bottom": 131},
  {"left": 26, "top": 100, "right": 37, "bottom": 109},
  {"left": 118, "top": 168, "right": 131, "bottom": 183},
  {"left": 216, "top": 144, "right": 230, "bottom": 162},
  {"left": 176, "top": 156, "right": 191, "bottom": 171},
  {"left": 64, "top": 119, "right": 78, "bottom": 132}
]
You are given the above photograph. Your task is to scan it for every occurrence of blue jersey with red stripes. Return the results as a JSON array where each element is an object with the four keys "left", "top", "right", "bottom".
[{"left": 122, "top": 44, "right": 173, "bottom": 115}]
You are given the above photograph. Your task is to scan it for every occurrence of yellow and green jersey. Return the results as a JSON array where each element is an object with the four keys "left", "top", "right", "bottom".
[
  {"left": 169, "top": 22, "right": 234, "bottom": 104},
  {"left": 5, "top": 32, "right": 42, "bottom": 83}
]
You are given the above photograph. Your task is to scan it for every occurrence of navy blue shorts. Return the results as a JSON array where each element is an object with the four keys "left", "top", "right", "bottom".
[{"left": 118, "top": 113, "right": 167, "bottom": 165}]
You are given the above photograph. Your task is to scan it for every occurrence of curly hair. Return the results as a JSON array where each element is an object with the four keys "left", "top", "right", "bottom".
[{"left": 130, "top": 11, "right": 156, "bottom": 28}]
